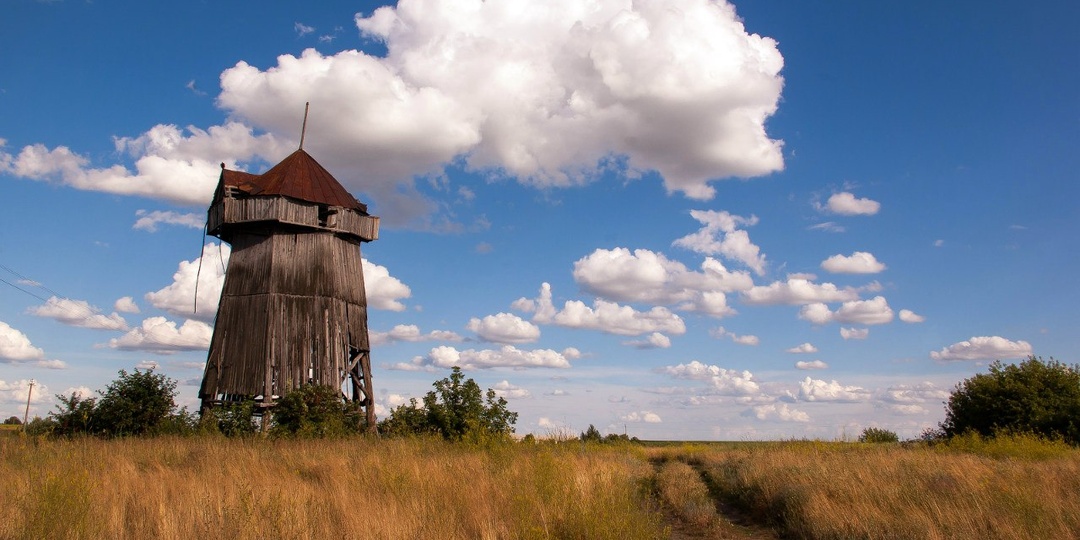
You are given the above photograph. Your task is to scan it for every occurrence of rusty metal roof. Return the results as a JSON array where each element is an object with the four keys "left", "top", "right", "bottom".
[{"left": 220, "top": 150, "right": 368, "bottom": 213}]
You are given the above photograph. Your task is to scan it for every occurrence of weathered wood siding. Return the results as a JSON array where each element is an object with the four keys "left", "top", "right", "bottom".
[
  {"left": 199, "top": 221, "right": 373, "bottom": 405},
  {"left": 337, "top": 212, "right": 379, "bottom": 241},
  {"left": 209, "top": 197, "right": 378, "bottom": 242}
]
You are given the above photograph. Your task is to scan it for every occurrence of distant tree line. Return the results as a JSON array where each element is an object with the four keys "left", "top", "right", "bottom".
[
  {"left": 29, "top": 355, "right": 1075, "bottom": 445},
  {"left": 25, "top": 365, "right": 522, "bottom": 442}
]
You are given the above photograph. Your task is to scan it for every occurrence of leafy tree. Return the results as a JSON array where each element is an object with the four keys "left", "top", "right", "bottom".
[
  {"left": 858, "top": 427, "right": 899, "bottom": 443},
  {"left": 379, "top": 367, "right": 518, "bottom": 441},
  {"left": 3, "top": 416, "right": 21, "bottom": 425},
  {"left": 49, "top": 392, "right": 97, "bottom": 437},
  {"left": 379, "top": 397, "right": 433, "bottom": 437},
  {"left": 942, "top": 356, "right": 1080, "bottom": 444},
  {"left": 581, "top": 424, "right": 603, "bottom": 443},
  {"left": 91, "top": 369, "right": 178, "bottom": 437},
  {"left": 271, "top": 384, "right": 364, "bottom": 438}
]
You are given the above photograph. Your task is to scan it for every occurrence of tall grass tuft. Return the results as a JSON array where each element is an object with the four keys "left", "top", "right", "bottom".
[
  {"left": 0, "top": 436, "right": 664, "bottom": 539},
  {"left": 698, "top": 439, "right": 1080, "bottom": 539},
  {"left": 655, "top": 459, "right": 717, "bottom": 528}
]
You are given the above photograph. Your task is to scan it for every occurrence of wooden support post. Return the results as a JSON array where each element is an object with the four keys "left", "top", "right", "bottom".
[{"left": 361, "top": 352, "right": 376, "bottom": 433}]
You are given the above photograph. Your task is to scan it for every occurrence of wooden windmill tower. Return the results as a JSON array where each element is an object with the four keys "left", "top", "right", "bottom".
[{"left": 198, "top": 120, "right": 380, "bottom": 430}]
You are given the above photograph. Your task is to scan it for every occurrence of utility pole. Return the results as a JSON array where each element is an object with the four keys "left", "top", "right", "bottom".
[{"left": 22, "top": 379, "right": 34, "bottom": 432}]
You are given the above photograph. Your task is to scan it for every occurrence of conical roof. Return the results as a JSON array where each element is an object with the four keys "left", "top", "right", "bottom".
[{"left": 220, "top": 150, "right": 368, "bottom": 213}]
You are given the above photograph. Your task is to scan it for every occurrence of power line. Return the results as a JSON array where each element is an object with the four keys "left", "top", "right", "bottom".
[
  {"left": 0, "top": 276, "right": 50, "bottom": 303},
  {"left": 0, "top": 263, "right": 64, "bottom": 299},
  {"left": 0, "top": 260, "right": 208, "bottom": 354}
]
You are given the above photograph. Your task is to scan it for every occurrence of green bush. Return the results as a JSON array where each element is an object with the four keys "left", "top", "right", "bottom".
[
  {"left": 50, "top": 392, "right": 96, "bottom": 437},
  {"left": 203, "top": 400, "right": 259, "bottom": 437},
  {"left": 270, "top": 384, "right": 364, "bottom": 438},
  {"left": 942, "top": 356, "right": 1080, "bottom": 444},
  {"left": 91, "top": 369, "right": 178, "bottom": 437},
  {"left": 581, "top": 424, "right": 603, "bottom": 443},
  {"left": 45, "top": 369, "right": 182, "bottom": 438},
  {"left": 379, "top": 367, "right": 518, "bottom": 441},
  {"left": 859, "top": 427, "right": 899, "bottom": 443}
]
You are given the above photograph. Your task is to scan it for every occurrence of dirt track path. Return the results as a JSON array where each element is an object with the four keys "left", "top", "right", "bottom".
[{"left": 651, "top": 458, "right": 780, "bottom": 540}]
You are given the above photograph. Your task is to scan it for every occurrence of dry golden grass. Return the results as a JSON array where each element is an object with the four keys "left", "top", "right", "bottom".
[
  {"left": 6, "top": 434, "right": 1078, "bottom": 539},
  {"left": 0, "top": 436, "right": 664, "bottom": 540},
  {"left": 655, "top": 459, "right": 717, "bottom": 528},
  {"left": 690, "top": 438, "right": 1080, "bottom": 540}
]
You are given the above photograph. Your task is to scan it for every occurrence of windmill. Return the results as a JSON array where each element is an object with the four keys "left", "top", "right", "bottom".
[{"left": 198, "top": 113, "right": 379, "bottom": 431}]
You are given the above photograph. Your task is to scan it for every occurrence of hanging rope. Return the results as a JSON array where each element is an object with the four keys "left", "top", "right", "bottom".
[{"left": 194, "top": 223, "right": 207, "bottom": 315}]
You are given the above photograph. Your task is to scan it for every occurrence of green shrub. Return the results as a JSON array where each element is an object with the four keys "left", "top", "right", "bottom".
[
  {"left": 91, "top": 369, "right": 177, "bottom": 437},
  {"left": 859, "top": 427, "right": 899, "bottom": 443},
  {"left": 943, "top": 356, "right": 1080, "bottom": 444},
  {"left": 378, "top": 367, "right": 518, "bottom": 441},
  {"left": 50, "top": 392, "right": 97, "bottom": 437},
  {"left": 204, "top": 400, "right": 259, "bottom": 437},
  {"left": 581, "top": 424, "right": 603, "bottom": 443},
  {"left": 270, "top": 384, "right": 364, "bottom": 438}
]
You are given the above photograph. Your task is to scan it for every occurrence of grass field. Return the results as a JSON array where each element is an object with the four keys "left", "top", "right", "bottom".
[{"left": 2, "top": 434, "right": 1076, "bottom": 539}]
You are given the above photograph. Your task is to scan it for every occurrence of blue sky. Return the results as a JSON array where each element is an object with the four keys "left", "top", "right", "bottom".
[{"left": 1, "top": 0, "right": 1077, "bottom": 439}]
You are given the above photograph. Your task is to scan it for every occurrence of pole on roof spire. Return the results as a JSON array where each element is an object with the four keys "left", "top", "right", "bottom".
[{"left": 299, "top": 102, "right": 310, "bottom": 150}]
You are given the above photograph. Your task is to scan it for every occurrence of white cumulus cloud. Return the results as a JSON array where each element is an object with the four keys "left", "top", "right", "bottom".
[
  {"left": 799, "top": 296, "right": 894, "bottom": 326},
  {"left": 821, "top": 251, "right": 886, "bottom": 274},
  {"left": 0, "top": 321, "right": 46, "bottom": 363},
  {"left": 516, "top": 282, "right": 685, "bottom": 337},
  {"left": 573, "top": 247, "right": 752, "bottom": 315},
  {"left": 352, "top": 0, "right": 784, "bottom": 200},
  {"left": 747, "top": 403, "right": 809, "bottom": 422},
  {"left": 798, "top": 377, "right": 871, "bottom": 402},
  {"left": 2, "top": 0, "right": 785, "bottom": 225},
  {"left": 133, "top": 210, "right": 204, "bottom": 232},
  {"left": 795, "top": 360, "right": 829, "bottom": 370},
  {"left": 108, "top": 317, "right": 213, "bottom": 355},
  {"left": 840, "top": 327, "right": 869, "bottom": 340},
  {"left": 711, "top": 326, "right": 759, "bottom": 346},
  {"left": 742, "top": 277, "right": 858, "bottom": 306},
  {"left": 363, "top": 259, "right": 413, "bottom": 312},
  {"left": 899, "top": 309, "right": 926, "bottom": 323},
  {"left": 467, "top": 313, "right": 541, "bottom": 344},
  {"left": 492, "top": 380, "right": 531, "bottom": 399},
  {"left": 28, "top": 296, "right": 127, "bottom": 331},
  {"left": 663, "top": 360, "right": 761, "bottom": 396},
  {"left": 623, "top": 332, "right": 672, "bottom": 349},
  {"left": 673, "top": 210, "right": 766, "bottom": 275},
  {"left": 622, "top": 411, "right": 662, "bottom": 423},
  {"left": 881, "top": 382, "right": 949, "bottom": 404},
  {"left": 114, "top": 296, "right": 140, "bottom": 314},
  {"left": 369, "top": 324, "right": 463, "bottom": 346},
  {"left": 401, "top": 345, "right": 576, "bottom": 370},
  {"left": 0, "top": 379, "right": 51, "bottom": 404},
  {"left": 0, "top": 123, "right": 287, "bottom": 206},
  {"left": 145, "top": 243, "right": 230, "bottom": 322},
  {"left": 823, "top": 192, "right": 880, "bottom": 216},
  {"left": 929, "top": 336, "right": 1033, "bottom": 361},
  {"left": 786, "top": 343, "right": 818, "bottom": 354}
]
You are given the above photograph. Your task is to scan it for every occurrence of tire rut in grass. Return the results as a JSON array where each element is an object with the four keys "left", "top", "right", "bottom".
[{"left": 651, "top": 457, "right": 779, "bottom": 540}]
